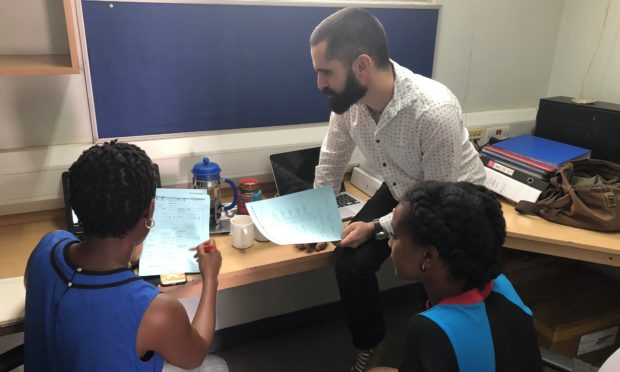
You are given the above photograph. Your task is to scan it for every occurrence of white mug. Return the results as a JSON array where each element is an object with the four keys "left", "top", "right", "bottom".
[
  {"left": 254, "top": 225, "right": 269, "bottom": 242},
  {"left": 230, "top": 215, "right": 254, "bottom": 249}
]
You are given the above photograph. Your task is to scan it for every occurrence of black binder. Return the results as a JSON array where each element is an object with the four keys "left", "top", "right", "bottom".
[{"left": 480, "top": 154, "right": 549, "bottom": 191}]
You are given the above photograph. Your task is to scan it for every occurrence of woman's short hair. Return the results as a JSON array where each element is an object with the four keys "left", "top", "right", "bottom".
[
  {"left": 68, "top": 140, "right": 157, "bottom": 238},
  {"left": 399, "top": 181, "right": 506, "bottom": 288},
  {"left": 310, "top": 7, "right": 390, "bottom": 69}
]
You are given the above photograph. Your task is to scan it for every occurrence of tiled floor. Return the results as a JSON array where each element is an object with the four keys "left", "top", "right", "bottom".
[{"left": 215, "top": 283, "right": 426, "bottom": 372}]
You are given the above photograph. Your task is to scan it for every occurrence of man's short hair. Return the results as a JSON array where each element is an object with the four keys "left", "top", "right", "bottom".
[{"left": 310, "top": 8, "right": 390, "bottom": 69}]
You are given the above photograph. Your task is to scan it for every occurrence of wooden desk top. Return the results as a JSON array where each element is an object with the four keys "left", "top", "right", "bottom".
[{"left": 501, "top": 203, "right": 619, "bottom": 267}]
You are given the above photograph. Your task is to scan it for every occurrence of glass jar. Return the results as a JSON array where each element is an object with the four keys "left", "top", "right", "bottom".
[{"left": 237, "top": 177, "right": 262, "bottom": 215}]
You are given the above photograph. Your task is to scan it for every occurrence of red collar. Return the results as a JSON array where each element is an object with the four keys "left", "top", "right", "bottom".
[{"left": 425, "top": 280, "right": 494, "bottom": 309}]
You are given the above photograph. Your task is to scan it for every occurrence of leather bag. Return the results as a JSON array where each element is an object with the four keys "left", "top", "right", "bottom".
[{"left": 515, "top": 159, "right": 620, "bottom": 232}]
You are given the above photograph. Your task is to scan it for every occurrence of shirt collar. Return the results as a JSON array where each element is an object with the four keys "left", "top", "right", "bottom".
[{"left": 425, "top": 280, "right": 495, "bottom": 309}]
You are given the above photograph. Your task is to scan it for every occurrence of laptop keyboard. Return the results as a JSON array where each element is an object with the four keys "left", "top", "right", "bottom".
[{"left": 336, "top": 193, "right": 361, "bottom": 207}]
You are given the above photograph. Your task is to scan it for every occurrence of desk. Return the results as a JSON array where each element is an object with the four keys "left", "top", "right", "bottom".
[
  {"left": 501, "top": 203, "right": 619, "bottom": 267},
  {"left": 1, "top": 182, "right": 619, "bottom": 334}
]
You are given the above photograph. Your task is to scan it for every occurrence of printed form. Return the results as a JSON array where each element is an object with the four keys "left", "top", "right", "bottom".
[{"left": 139, "top": 188, "right": 210, "bottom": 276}]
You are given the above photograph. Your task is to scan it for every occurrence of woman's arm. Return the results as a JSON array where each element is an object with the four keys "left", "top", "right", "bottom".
[{"left": 136, "top": 242, "right": 222, "bottom": 369}]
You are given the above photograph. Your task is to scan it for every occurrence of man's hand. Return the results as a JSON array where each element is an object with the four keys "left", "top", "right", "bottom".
[
  {"left": 339, "top": 221, "right": 374, "bottom": 248},
  {"left": 295, "top": 242, "right": 328, "bottom": 253}
]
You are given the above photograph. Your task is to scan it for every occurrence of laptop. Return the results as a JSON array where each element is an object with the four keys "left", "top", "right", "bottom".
[
  {"left": 269, "top": 147, "right": 365, "bottom": 221},
  {"left": 62, "top": 164, "right": 162, "bottom": 240}
]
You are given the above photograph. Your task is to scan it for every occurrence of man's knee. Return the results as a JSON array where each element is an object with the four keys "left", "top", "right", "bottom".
[{"left": 333, "top": 243, "right": 387, "bottom": 279}]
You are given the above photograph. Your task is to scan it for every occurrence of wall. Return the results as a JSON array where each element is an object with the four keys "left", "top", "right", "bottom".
[{"left": 547, "top": 0, "right": 620, "bottom": 103}]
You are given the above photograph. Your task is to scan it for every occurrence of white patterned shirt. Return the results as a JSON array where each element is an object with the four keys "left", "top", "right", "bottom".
[{"left": 314, "top": 60, "right": 486, "bottom": 234}]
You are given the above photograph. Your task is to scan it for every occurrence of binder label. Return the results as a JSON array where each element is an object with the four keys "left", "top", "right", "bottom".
[{"left": 488, "top": 160, "right": 514, "bottom": 176}]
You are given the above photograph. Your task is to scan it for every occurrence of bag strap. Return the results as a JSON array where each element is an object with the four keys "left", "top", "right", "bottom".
[{"left": 515, "top": 200, "right": 543, "bottom": 215}]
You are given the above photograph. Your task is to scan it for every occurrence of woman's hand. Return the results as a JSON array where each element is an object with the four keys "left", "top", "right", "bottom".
[{"left": 193, "top": 240, "right": 222, "bottom": 282}]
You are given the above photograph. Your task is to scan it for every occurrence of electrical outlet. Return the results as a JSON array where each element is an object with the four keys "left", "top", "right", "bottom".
[
  {"left": 467, "top": 128, "right": 485, "bottom": 141},
  {"left": 487, "top": 126, "right": 510, "bottom": 141}
]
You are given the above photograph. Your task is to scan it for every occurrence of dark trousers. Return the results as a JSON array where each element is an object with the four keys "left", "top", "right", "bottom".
[{"left": 334, "top": 183, "right": 398, "bottom": 350}]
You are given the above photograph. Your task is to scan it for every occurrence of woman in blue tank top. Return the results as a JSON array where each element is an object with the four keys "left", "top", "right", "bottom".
[
  {"left": 24, "top": 141, "right": 226, "bottom": 371},
  {"left": 369, "top": 181, "right": 543, "bottom": 372}
]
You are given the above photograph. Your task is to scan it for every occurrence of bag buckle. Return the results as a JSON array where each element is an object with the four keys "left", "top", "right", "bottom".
[{"left": 605, "top": 192, "right": 616, "bottom": 208}]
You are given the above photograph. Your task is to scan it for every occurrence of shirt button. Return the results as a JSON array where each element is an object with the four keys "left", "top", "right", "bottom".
[
  {"left": 68, "top": 282, "right": 73, "bottom": 287},
  {"left": 382, "top": 163, "right": 387, "bottom": 167},
  {"left": 76, "top": 267, "right": 83, "bottom": 272},
  {"left": 393, "top": 182, "right": 397, "bottom": 186},
  {"left": 376, "top": 139, "right": 380, "bottom": 143}
]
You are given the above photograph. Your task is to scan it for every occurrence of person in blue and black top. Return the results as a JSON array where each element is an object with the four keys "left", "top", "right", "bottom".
[
  {"left": 24, "top": 141, "right": 227, "bottom": 372},
  {"left": 369, "top": 181, "right": 543, "bottom": 372}
]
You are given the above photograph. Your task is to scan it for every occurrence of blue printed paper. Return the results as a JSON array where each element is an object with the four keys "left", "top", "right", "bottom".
[{"left": 246, "top": 187, "right": 343, "bottom": 245}]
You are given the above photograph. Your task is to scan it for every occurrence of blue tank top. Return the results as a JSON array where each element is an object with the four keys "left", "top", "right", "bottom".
[{"left": 25, "top": 230, "right": 164, "bottom": 371}]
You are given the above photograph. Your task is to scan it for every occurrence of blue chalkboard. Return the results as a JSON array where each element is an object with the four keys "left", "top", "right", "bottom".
[{"left": 82, "top": 1, "right": 438, "bottom": 138}]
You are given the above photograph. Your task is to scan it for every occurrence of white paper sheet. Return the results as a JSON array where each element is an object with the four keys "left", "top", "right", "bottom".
[
  {"left": 139, "top": 188, "right": 210, "bottom": 276},
  {"left": 0, "top": 276, "right": 25, "bottom": 327},
  {"left": 246, "top": 187, "right": 343, "bottom": 245}
]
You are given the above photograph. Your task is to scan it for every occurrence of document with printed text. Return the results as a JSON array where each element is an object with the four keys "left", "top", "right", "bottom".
[
  {"left": 139, "top": 188, "right": 210, "bottom": 276},
  {"left": 247, "top": 187, "right": 343, "bottom": 245}
]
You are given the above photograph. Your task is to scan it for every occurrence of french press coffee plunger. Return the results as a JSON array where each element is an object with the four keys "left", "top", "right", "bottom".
[{"left": 191, "top": 157, "right": 238, "bottom": 234}]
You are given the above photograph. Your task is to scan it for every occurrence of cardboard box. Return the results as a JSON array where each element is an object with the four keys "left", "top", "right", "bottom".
[
  {"left": 533, "top": 282, "right": 620, "bottom": 366},
  {"left": 507, "top": 261, "right": 614, "bottom": 305},
  {"left": 502, "top": 251, "right": 620, "bottom": 366}
]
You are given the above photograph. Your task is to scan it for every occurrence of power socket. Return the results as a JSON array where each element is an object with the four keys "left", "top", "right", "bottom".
[
  {"left": 487, "top": 126, "right": 510, "bottom": 141},
  {"left": 467, "top": 128, "right": 485, "bottom": 141}
]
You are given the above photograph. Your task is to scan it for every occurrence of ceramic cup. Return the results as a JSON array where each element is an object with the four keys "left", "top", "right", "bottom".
[
  {"left": 230, "top": 215, "right": 254, "bottom": 249},
  {"left": 254, "top": 225, "right": 269, "bottom": 242}
]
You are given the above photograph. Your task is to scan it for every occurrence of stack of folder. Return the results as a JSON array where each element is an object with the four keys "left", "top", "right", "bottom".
[{"left": 481, "top": 134, "right": 591, "bottom": 203}]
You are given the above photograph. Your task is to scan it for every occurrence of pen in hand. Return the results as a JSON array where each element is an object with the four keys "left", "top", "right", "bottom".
[{"left": 190, "top": 239, "right": 217, "bottom": 258}]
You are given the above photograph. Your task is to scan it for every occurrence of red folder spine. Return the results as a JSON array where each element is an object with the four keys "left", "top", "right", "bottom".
[{"left": 484, "top": 145, "right": 556, "bottom": 173}]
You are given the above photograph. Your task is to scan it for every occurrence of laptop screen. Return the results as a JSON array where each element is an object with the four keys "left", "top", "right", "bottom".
[
  {"left": 269, "top": 147, "right": 345, "bottom": 196},
  {"left": 62, "top": 163, "right": 162, "bottom": 238}
]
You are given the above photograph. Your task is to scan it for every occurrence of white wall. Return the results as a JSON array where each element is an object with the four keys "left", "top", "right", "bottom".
[
  {"left": 435, "top": 0, "right": 564, "bottom": 111},
  {"left": 547, "top": 0, "right": 620, "bottom": 103}
]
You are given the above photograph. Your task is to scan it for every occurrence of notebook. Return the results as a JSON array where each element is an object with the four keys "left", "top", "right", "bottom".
[
  {"left": 61, "top": 164, "right": 162, "bottom": 240},
  {"left": 269, "top": 147, "right": 365, "bottom": 221}
]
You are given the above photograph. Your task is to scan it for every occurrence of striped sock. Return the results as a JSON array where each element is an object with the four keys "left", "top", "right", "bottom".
[{"left": 350, "top": 348, "right": 374, "bottom": 372}]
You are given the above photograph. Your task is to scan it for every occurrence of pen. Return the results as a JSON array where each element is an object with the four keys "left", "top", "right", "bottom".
[{"left": 189, "top": 240, "right": 217, "bottom": 254}]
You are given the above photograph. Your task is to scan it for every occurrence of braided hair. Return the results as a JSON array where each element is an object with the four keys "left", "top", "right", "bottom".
[
  {"left": 400, "top": 181, "right": 506, "bottom": 289},
  {"left": 68, "top": 140, "right": 157, "bottom": 238}
]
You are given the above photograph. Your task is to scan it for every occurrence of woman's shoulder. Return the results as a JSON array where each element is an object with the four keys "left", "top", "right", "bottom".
[{"left": 27, "top": 230, "right": 78, "bottom": 272}]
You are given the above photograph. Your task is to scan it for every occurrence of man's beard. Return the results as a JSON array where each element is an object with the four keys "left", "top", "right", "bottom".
[{"left": 322, "top": 71, "right": 367, "bottom": 114}]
